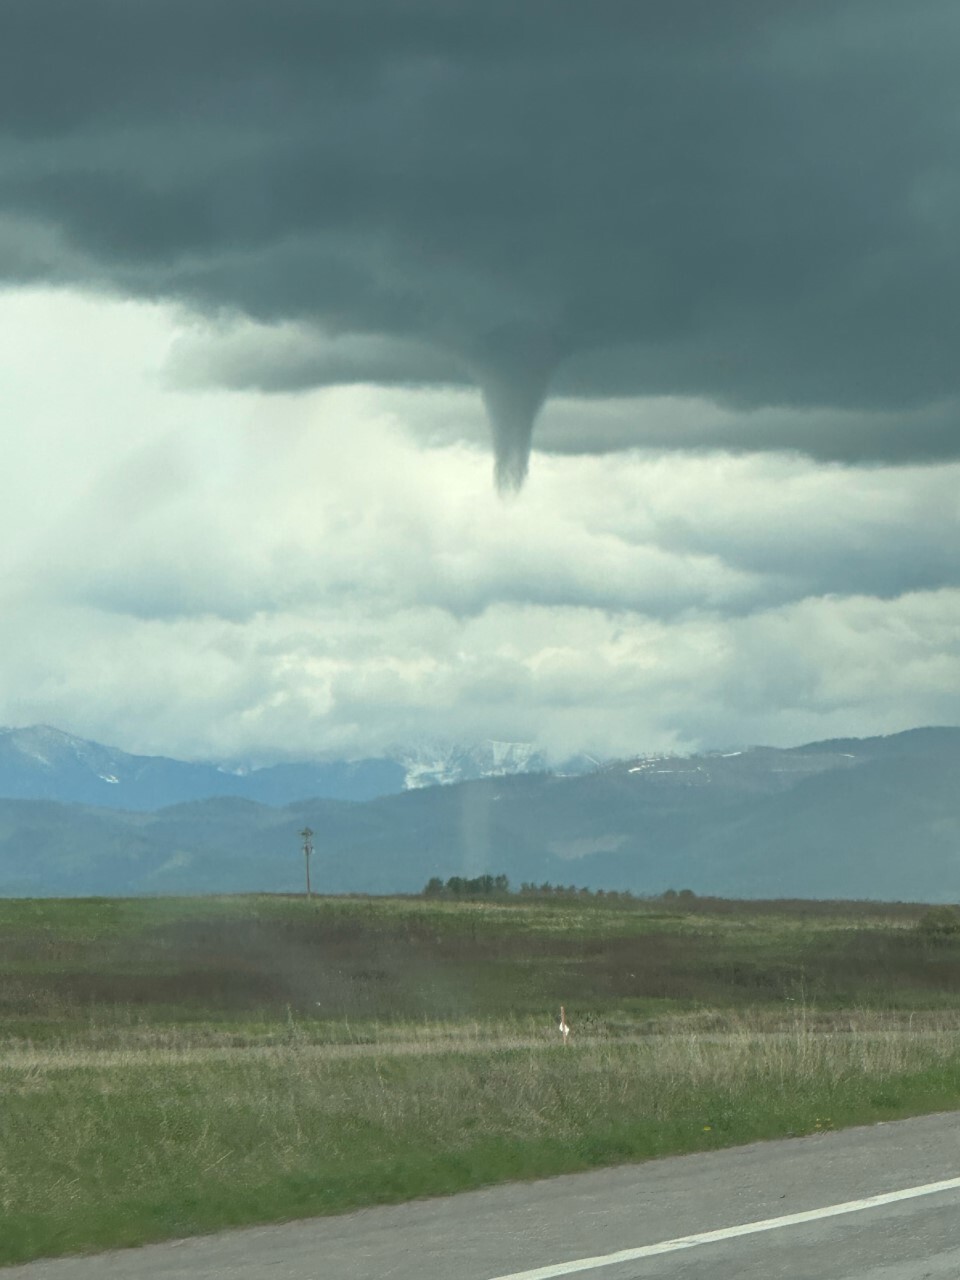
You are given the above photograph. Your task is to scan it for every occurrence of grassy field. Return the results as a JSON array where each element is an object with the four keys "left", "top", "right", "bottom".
[{"left": 2, "top": 893, "right": 960, "bottom": 1265}]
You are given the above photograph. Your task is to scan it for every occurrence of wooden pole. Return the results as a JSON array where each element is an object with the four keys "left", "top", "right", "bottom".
[{"left": 300, "top": 827, "right": 313, "bottom": 900}]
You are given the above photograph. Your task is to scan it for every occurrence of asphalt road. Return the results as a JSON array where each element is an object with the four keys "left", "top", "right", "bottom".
[{"left": 7, "top": 1111, "right": 960, "bottom": 1279}]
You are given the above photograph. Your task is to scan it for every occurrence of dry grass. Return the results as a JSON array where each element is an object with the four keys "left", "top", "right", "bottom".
[{"left": 4, "top": 1005, "right": 960, "bottom": 1067}]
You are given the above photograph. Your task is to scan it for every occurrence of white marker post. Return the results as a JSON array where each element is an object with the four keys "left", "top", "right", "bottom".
[{"left": 559, "top": 1005, "right": 570, "bottom": 1046}]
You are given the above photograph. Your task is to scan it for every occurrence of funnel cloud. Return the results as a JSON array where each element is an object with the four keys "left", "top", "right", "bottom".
[
  {"left": 468, "top": 325, "right": 562, "bottom": 490},
  {"left": 2, "top": 1, "right": 960, "bottom": 484},
  {"left": 481, "top": 373, "right": 546, "bottom": 493}
]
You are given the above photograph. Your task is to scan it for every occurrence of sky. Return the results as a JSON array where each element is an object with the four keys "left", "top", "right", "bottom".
[{"left": 1, "top": 1, "right": 959, "bottom": 764}]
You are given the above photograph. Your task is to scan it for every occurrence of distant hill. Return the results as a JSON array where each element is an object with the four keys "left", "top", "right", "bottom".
[{"left": 1, "top": 726, "right": 957, "bottom": 900}]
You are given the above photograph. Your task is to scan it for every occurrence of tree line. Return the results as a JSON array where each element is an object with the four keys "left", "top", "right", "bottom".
[{"left": 420, "top": 874, "right": 685, "bottom": 902}]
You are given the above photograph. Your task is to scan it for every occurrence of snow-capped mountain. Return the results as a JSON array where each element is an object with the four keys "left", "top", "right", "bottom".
[
  {"left": 392, "top": 739, "right": 597, "bottom": 789},
  {"left": 0, "top": 724, "right": 126, "bottom": 784},
  {"left": 0, "top": 726, "right": 598, "bottom": 810}
]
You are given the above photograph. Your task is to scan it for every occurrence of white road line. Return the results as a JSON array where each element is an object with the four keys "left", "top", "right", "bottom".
[{"left": 487, "top": 1175, "right": 960, "bottom": 1280}]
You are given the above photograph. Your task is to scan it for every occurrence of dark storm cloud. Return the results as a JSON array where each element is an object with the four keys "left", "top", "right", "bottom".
[
  {"left": 3, "top": 0, "right": 960, "bottom": 483},
  {"left": 534, "top": 398, "right": 960, "bottom": 468}
]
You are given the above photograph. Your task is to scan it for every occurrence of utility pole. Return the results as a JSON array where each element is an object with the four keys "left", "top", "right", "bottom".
[{"left": 300, "top": 827, "right": 313, "bottom": 900}]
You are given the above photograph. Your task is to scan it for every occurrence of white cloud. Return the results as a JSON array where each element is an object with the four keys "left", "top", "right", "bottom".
[{"left": 1, "top": 288, "right": 958, "bottom": 763}]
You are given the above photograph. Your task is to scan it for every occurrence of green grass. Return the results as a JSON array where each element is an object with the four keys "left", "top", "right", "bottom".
[
  {"left": 3, "top": 893, "right": 959, "bottom": 1040},
  {"left": 3, "top": 1021, "right": 960, "bottom": 1266},
  {"left": 2, "top": 893, "right": 960, "bottom": 1265}
]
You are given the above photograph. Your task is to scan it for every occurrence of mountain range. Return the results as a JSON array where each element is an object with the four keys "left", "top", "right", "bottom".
[
  {"left": 0, "top": 725, "right": 957, "bottom": 901},
  {"left": 0, "top": 725, "right": 593, "bottom": 808}
]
